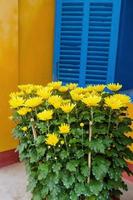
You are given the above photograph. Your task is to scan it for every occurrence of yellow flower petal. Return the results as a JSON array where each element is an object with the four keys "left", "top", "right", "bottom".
[
  {"left": 25, "top": 97, "right": 43, "bottom": 108},
  {"left": 107, "top": 83, "right": 122, "bottom": 91},
  {"left": 9, "top": 96, "right": 25, "bottom": 109},
  {"left": 21, "top": 126, "right": 28, "bottom": 132},
  {"left": 48, "top": 95, "right": 62, "bottom": 109},
  {"left": 45, "top": 133, "right": 59, "bottom": 146},
  {"left": 17, "top": 107, "right": 31, "bottom": 116},
  {"left": 82, "top": 95, "right": 101, "bottom": 107},
  {"left": 37, "top": 110, "right": 53, "bottom": 121},
  {"left": 59, "top": 123, "right": 70, "bottom": 134},
  {"left": 105, "top": 95, "right": 123, "bottom": 109},
  {"left": 61, "top": 103, "right": 75, "bottom": 113}
]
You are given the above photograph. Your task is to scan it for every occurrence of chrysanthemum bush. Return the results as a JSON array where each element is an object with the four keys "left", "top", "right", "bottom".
[{"left": 9, "top": 82, "right": 133, "bottom": 200}]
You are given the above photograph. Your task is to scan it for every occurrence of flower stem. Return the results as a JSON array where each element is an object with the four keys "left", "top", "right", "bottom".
[
  {"left": 81, "top": 128, "right": 84, "bottom": 151},
  {"left": 67, "top": 113, "right": 70, "bottom": 124},
  {"left": 30, "top": 118, "right": 37, "bottom": 140},
  {"left": 107, "top": 109, "right": 112, "bottom": 135},
  {"left": 47, "top": 121, "right": 50, "bottom": 133},
  {"left": 87, "top": 107, "right": 93, "bottom": 183},
  {"left": 64, "top": 135, "right": 69, "bottom": 154}
]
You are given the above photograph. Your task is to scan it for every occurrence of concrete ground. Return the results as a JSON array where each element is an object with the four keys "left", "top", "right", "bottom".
[{"left": 0, "top": 163, "right": 132, "bottom": 200}]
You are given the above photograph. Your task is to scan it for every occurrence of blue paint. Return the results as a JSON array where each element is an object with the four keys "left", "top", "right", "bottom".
[
  {"left": 53, "top": 0, "right": 62, "bottom": 81},
  {"left": 115, "top": 0, "right": 133, "bottom": 90},
  {"left": 53, "top": 0, "right": 132, "bottom": 90},
  {"left": 120, "top": 89, "right": 133, "bottom": 102}
]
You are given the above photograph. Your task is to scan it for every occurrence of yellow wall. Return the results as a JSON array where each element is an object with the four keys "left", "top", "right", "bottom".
[
  {"left": 0, "top": 0, "right": 55, "bottom": 152},
  {"left": 0, "top": 0, "right": 18, "bottom": 152},
  {"left": 19, "top": 0, "right": 54, "bottom": 84}
]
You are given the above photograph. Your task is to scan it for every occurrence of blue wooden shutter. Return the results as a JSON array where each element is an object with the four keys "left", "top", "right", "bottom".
[
  {"left": 85, "top": 0, "right": 121, "bottom": 85},
  {"left": 53, "top": 0, "right": 86, "bottom": 85},
  {"left": 53, "top": 0, "right": 121, "bottom": 86}
]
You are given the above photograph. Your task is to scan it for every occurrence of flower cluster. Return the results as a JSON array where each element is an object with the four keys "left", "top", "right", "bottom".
[{"left": 9, "top": 82, "right": 133, "bottom": 200}]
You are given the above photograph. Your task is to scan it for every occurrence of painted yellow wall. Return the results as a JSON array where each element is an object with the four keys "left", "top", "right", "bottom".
[
  {"left": 19, "top": 0, "right": 54, "bottom": 85},
  {"left": 0, "top": 0, "right": 55, "bottom": 152},
  {"left": 0, "top": 0, "right": 18, "bottom": 152}
]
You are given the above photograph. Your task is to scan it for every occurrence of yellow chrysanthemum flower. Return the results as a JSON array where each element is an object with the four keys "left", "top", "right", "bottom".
[
  {"left": 47, "top": 81, "right": 62, "bottom": 89},
  {"left": 93, "top": 84, "right": 105, "bottom": 92},
  {"left": 70, "top": 90, "right": 84, "bottom": 101},
  {"left": 9, "top": 96, "right": 25, "bottom": 109},
  {"left": 74, "top": 87, "right": 85, "bottom": 94},
  {"left": 86, "top": 85, "right": 94, "bottom": 92},
  {"left": 25, "top": 97, "right": 43, "bottom": 108},
  {"left": 82, "top": 95, "right": 101, "bottom": 107},
  {"left": 33, "top": 85, "right": 44, "bottom": 91},
  {"left": 61, "top": 103, "right": 75, "bottom": 113},
  {"left": 67, "top": 83, "right": 78, "bottom": 90},
  {"left": 45, "top": 133, "right": 59, "bottom": 146},
  {"left": 59, "top": 123, "right": 70, "bottom": 134},
  {"left": 37, "top": 88, "right": 51, "bottom": 100},
  {"left": 48, "top": 95, "right": 62, "bottom": 109},
  {"left": 58, "top": 86, "right": 68, "bottom": 92},
  {"left": 21, "top": 126, "right": 28, "bottom": 132},
  {"left": 107, "top": 83, "right": 122, "bottom": 91},
  {"left": 37, "top": 109, "right": 53, "bottom": 121},
  {"left": 17, "top": 107, "right": 32, "bottom": 116},
  {"left": 10, "top": 91, "right": 24, "bottom": 98},
  {"left": 113, "top": 94, "right": 131, "bottom": 106},
  {"left": 18, "top": 84, "right": 35, "bottom": 94},
  {"left": 80, "top": 123, "right": 84, "bottom": 127},
  {"left": 105, "top": 96, "right": 123, "bottom": 109}
]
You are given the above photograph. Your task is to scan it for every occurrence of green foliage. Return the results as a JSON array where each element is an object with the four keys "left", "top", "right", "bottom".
[
  {"left": 10, "top": 83, "right": 133, "bottom": 200},
  {"left": 92, "top": 156, "right": 110, "bottom": 180}
]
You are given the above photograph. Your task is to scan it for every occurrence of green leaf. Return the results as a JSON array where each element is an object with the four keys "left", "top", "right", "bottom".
[
  {"left": 108, "top": 168, "right": 121, "bottom": 181},
  {"left": 36, "top": 122, "right": 47, "bottom": 133},
  {"left": 77, "top": 174, "right": 85, "bottom": 183},
  {"left": 29, "top": 149, "right": 38, "bottom": 163},
  {"left": 74, "top": 183, "right": 87, "bottom": 196},
  {"left": 76, "top": 150, "right": 84, "bottom": 158},
  {"left": 62, "top": 173, "right": 75, "bottom": 188},
  {"left": 60, "top": 150, "right": 69, "bottom": 160},
  {"left": 66, "top": 160, "right": 79, "bottom": 172},
  {"left": 38, "top": 163, "right": 49, "bottom": 180},
  {"left": 113, "top": 157, "right": 127, "bottom": 168},
  {"left": 36, "top": 146, "right": 46, "bottom": 158},
  {"left": 89, "top": 139, "right": 105, "bottom": 153},
  {"left": 70, "top": 191, "right": 78, "bottom": 200},
  {"left": 89, "top": 180, "right": 103, "bottom": 196},
  {"left": 27, "top": 176, "right": 37, "bottom": 192},
  {"left": 17, "top": 143, "right": 27, "bottom": 154},
  {"left": 80, "top": 165, "right": 88, "bottom": 177},
  {"left": 41, "top": 187, "right": 49, "bottom": 197},
  {"left": 94, "top": 115, "right": 105, "bottom": 123},
  {"left": 45, "top": 173, "right": 59, "bottom": 190},
  {"left": 52, "top": 162, "right": 62, "bottom": 174},
  {"left": 92, "top": 156, "right": 110, "bottom": 180},
  {"left": 48, "top": 185, "right": 60, "bottom": 200},
  {"left": 36, "top": 135, "right": 45, "bottom": 145}
]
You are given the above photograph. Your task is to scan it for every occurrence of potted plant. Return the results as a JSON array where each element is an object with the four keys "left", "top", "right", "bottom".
[{"left": 9, "top": 82, "right": 133, "bottom": 200}]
